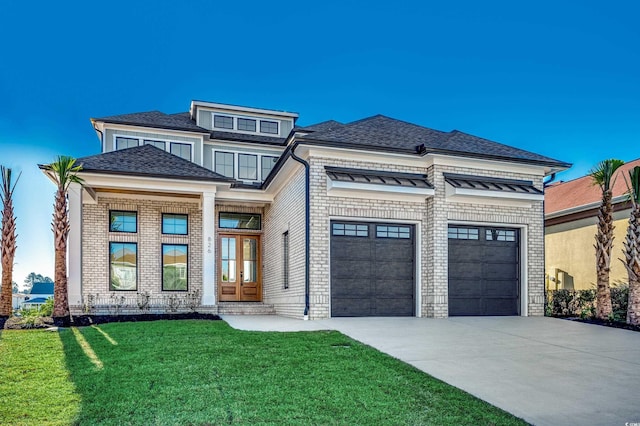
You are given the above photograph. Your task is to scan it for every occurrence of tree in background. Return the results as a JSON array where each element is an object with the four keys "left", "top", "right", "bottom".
[
  {"left": 0, "top": 166, "right": 20, "bottom": 318},
  {"left": 42, "top": 156, "right": 83, "bottom": 324},
  {"left": 590, "top": 159, "right": 625, "bottom": 320},
  {"left": 622, "top": 166, "right": 640, "bottom": 325},
  {"left": 23, "top": 272, "right": 53, "bottom": 292},
  {"left": 12, "top": 282, "right": 18, "bottom": 294}
]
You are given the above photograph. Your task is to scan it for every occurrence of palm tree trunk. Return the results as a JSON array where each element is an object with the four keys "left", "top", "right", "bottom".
[
  {"left": 0, "top": 194, "right": 16, "bottom": 317},
  {"left": 52, "top": 187, "right": 70, "bottom": 320},
  {"left": 595, "top": 190, "right": 614, "bottom": 319},
  {"left": 624, "top": 203, "right": 640, "bottom": 325}
]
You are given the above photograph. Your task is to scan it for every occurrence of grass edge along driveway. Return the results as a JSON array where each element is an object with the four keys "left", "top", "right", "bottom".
[{"left": 0, "top": 320, "right": 526, "bottom": 425}]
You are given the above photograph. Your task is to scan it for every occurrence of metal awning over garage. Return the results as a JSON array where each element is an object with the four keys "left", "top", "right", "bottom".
[
  {"left": 444, "top": 173, "right": 543, "bottom": 207},
  {"left": 326, "top": 167, "right": 434, "bottom": 201}
]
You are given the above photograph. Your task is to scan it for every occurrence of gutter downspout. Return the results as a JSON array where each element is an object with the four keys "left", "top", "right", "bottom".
[
  {"left": 543, "top": 173, "right": 556, "bottom": 188},
  {"left": 94, "top": 124, "right": 104, "bottom": 152},
  {"left": 289, "top": 144, "right": 310, "bottom": 320}
]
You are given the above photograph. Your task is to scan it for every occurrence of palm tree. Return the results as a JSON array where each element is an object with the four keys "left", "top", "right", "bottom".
[
  {"left": 0, "top": 166, "right": 20, "bottom": 319},
  {"left": 42, "top": 156, "right": 83, "bottom": 324},
  {"left": 622, "top": 166, "right": 640, "bottom": 325},
  {"left": 590, "top": 159, "right": 624, "bottom": 320}
]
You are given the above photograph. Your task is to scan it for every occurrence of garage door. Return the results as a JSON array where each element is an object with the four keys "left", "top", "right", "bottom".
[
  {"left": 331, "top": 221, "right": 415, "bottom": 317},
  {"left": 448, "top": 225, "right": 520, "bottom": 316}
]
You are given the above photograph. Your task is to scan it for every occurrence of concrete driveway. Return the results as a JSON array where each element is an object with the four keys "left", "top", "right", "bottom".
[{"left": 223, "top": 315, "right": 640, "bottom": 426}]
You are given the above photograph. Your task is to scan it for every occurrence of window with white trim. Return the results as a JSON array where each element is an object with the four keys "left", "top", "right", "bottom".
[
  {"left": 144, "top": 140, "right": 166, "bottom": 150},
  {"left": 237, "top": 118, "right": 256, "bottom": 132},
  {"left": 260, "top": 120, "right": 278, "bottom": 134},
  {"left": 238, "top": 154, "right": 258, "bottom": 180},
  {"left": 213, "top": 115, "right": 234, "bottom": 129},
  {"left": 215, "top": 151, "right": 235, "bottom": 178},
  {"left": 261, "top": 156, "right": 278, "bottom": 180},
  {"left": 170, "top": 143, "right": 191, "bottom": 161},
  {"left": 116, "top": 137, "right": 139, "bottom": 150}
]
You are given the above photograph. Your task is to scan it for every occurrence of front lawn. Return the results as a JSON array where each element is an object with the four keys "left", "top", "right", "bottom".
[{"left": 0, "top": 320, "right": 526, "bottom": 425}]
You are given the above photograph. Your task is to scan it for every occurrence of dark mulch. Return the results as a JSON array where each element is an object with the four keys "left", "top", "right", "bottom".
[
  {"left": 69, "top": 312, "right": 221, "bottom": 327},
  {"left": 563, "top": 317, "right": 640, "bottom": 332}
]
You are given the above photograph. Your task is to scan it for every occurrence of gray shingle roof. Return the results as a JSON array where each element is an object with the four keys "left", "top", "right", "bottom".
[
  {"left": 444, "top": 173, "right": 543, "bottom": 195},
  {"left": 75, "top": 144, "right": 232, "bottom": 182},
  {"left": 326, "top": 166, "right": 433, "bottom": 189},
  {"left": 94, "top": 111, "right": 209, "bottom": 133},
  {"left": 301, "top": 115, "right": 568, "bottom": 167},
  {"left": 297, "top": 120, "right": 344, "bottom": 133}
]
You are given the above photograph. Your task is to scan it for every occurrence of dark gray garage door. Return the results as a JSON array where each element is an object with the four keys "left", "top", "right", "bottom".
[
  {"left": 331, "top": 221, "right": 415, "bottom": 317},
  {"left": 448, "top": 225, "right": 520, "bottom": 316}
]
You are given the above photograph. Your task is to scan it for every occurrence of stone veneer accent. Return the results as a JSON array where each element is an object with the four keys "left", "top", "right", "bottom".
[
  {"left": 307, "top": 156, "right": 545, "bottom": 319},
  {"left": 79, "top": 197, "right": 203, "bottom": 312}
]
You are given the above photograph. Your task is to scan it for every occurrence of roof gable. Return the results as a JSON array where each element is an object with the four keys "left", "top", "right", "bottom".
[{"left": 75, "top": 144, "right": 232, "bottom": 182}]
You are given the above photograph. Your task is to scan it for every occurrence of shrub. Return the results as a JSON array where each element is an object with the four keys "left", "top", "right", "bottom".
[
  {"left": 39, "top": 298, "right": 53, "bottom": 317},
  {"left": 546, "top": 285, "right": 628, "bottom": 322}
]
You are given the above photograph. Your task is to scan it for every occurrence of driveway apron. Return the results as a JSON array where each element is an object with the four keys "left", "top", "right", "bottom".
[{"left": 223, "top": 315, "right": 640, "bottom": 426}]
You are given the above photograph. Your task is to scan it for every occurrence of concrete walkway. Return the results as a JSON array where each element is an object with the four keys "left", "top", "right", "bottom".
[{"left": 222, "top": 315, "right": 640, "bottom": 426}]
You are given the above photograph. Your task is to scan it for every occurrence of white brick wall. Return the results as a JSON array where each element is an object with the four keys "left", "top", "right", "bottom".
[
  {"left": 80, "top": 197, "right": 203, "bottom": 312},
  {"left": 263, "top": 167, "right": 307, "bottom": 318},
  {"left": 307, "top": 156, "right": 546, "bottom": 319}
]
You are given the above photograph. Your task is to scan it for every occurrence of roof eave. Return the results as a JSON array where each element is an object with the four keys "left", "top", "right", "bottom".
[{"left": 92, "top": 118, "right": 210, "bottom": 134}]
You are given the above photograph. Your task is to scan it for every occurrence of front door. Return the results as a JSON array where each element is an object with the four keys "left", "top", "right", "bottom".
[{"left": 218, "top": 234, "right": 261, "bottom": 301}]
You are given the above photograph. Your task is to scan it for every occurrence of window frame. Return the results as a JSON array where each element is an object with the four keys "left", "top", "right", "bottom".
[
  {"left": 447, "top": 227, "right": 480, "bottom": 240},
  {"left": 109, "top": 242, "right": 138, "bottom": 291},
  {"left": 331, "top": 223, "right": 369, "bottom": 237},
  {"left": 261, "top": 155, "right": 278, "bottom": 180},
  {"left": 260, "top": 120, "right": 279, "bottom": 135},
  {"left": 162, "top": 213, "right": 188, "bottom": 235},
  {"left": 115, "top": 136, "right": 139, "bottom": 150},
  {"left": 214, "top": 151, "right": 235, "bottom": 178},
  {"left": 376, "top": 225, "right": 411, "bottom": 239},
  {"left": 238, "top": 153, "right": 258, "bottom": 181},
  {"left": 169, "top": 142, "right": 193, "bottom": 162},
  {"left": 213, "top": 114, "right": 234, "bottom": 130},
  {"left": 111, "top": 135, "right": 195, "bottom": 161},
  {"left": 218, "top": 212, "right": 262, "bottom": 230},
  {"left": 237, "top": 117, "right": 257, "bottom": 132},
  {"left": 143, "top": 139, "right": 166, "bottom": 150},
  {"left": 211, "top": 149, "right": 281, "bottom": 182},
  {"left": 109, "top": 210, "right": 138, "bottom": 233},
  {"left": 162, "top": 243, "right": 189, "bottom": 292}
]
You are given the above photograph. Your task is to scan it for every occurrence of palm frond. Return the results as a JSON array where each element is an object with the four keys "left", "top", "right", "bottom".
[
  {"left": 623, "top": 166, "right": 640, "bottom": 204},
  {"left": 43, "top": 156, "right": 84, "bottom": 191},
  {"left": 589, "top": 159, "right": 624, "bottom": 191},
  {"left": 0, "top": 166, "right": 21, "bottom": 203}
]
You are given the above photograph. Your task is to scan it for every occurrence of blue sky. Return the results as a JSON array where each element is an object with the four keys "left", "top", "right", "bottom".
[{"left": 1, "top": 1, "right": 639, "bottom": 286}]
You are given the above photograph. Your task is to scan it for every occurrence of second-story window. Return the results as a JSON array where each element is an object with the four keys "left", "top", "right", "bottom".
[
  {"left": 116, "top": 137, "right": 139, "bottom": 150},
  {"left": 261, "top": 156, "right": 278, "bottom": 179},
  {"left": 170, "top": 143, "right": 191, "bottom": 161},
  {"left": 237, "top": 118, "right": 256, "bottom": 132},
  {"left": 110, "top": 211, "right": 137, "bottom": 233},
  {"left": 238, "top": 154, "right": 258, "bottom": 180},
  {"left": 162, "top": 213, "right": 188, "bottom": 235},
  {"left": 215, "top": 152, "right": 235, "bottom": 178},
  {"left": 214, "top": 115, "right": 234, "bottom": 129}
]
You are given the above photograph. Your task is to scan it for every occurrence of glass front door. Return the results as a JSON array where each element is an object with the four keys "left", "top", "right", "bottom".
[{"left": 218, "top": 235, "right": 261, "bottom": 301}]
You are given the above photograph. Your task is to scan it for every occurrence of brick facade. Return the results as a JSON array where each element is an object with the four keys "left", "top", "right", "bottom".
[{"left": 78, "top": 197, "right": 203, "bottom": 314}]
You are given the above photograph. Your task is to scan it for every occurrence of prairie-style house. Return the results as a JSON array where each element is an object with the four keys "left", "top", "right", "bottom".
[{"left": 43, "top": 100, "right": 569, "bottom": 319}]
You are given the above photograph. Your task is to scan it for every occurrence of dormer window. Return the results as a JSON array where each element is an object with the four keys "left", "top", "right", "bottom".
[
  {"left": 260, "top": 121, "right": 278, "bottom": 135},
  {"left": 214, "top": 115, "right": 234, "bottom": 129},
  {"left": 211, "top": 113, "right": 282, "bottom": 136},
  {"left": 116, "top": 137, "right": 138, "bottom": 149},
  {"left": 237, "top": 118, "right": 256, "bottom": 132}
]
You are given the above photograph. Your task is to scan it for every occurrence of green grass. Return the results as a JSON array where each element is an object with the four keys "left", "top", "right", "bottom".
[{"left": 0, "top": 320, "right": 526, "bottom": 425}]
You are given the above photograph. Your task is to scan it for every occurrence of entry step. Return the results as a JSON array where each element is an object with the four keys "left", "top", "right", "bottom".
[{"left": 218, "top": 302, "right": 276, "bottom": 315}]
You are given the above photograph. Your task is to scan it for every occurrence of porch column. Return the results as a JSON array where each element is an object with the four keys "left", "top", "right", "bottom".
[
  {"left": 67, "top": 182, "right": 83, "bottom": 307},
  {"left": 202, "top": 191, "right": 216, "bottom": 306}
]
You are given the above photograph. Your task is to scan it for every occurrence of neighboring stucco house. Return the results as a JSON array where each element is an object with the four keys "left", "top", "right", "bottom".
[
  {"left": 22, "top": 282, "right": 54, "bottom": 310},
  {"left": 42, "top": 100, "right": 569, "bottom": 319},
  {"left": 545, "top": 159, "right": 639, "bottom": 290}
]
